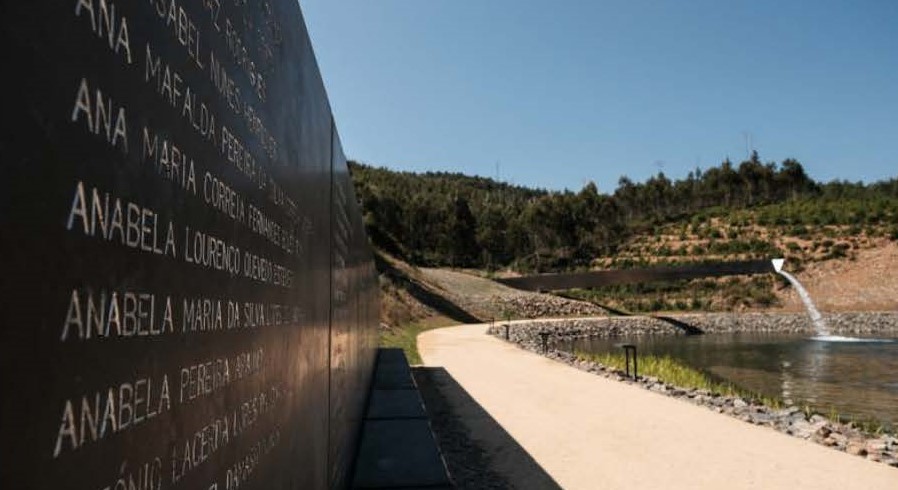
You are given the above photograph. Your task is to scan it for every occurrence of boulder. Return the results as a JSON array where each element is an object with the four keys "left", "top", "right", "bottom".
[{"left": 847, "top": 442, "right": 868, "bottom": 457}]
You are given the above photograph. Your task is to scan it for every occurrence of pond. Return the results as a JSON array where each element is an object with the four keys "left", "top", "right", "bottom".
[{"left": 564, "top": 332, "right": 898, "bottom": 429}]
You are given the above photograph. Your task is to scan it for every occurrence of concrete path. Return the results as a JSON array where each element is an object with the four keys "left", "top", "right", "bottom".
[{"left": 418, "top": 323, "right": 898, "bottom": 490}]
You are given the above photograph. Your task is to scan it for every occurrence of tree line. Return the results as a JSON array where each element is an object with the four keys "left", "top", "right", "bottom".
[{"left": 349, "top": 153, "right": 898, "bottom": 272}]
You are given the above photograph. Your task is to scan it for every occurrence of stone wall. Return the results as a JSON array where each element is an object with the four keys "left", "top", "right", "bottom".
[{"left": 488, "top": 312, "right": 898, "bottom": 351}]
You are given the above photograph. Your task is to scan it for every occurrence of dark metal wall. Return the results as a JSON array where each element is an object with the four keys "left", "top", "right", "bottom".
[
  {"left": 499, "top": 260, "right": 776, "bottom": 291},
  {"left": 0, "top": 1, "right": 378, "bottom": 488}
]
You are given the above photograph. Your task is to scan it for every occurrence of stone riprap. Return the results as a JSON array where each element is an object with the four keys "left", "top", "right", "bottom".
[
  {"left": 415, "top": 268, "right": 607, "bottom": 321},
  {"left": 487, "top": 313, "right": 898, "bottom": 468},
  {"left": 486, "top": 294, "right": 606, "bottom": 319},
  {"left": 487, "top": 312, "right": 898, "bottom": 351}
]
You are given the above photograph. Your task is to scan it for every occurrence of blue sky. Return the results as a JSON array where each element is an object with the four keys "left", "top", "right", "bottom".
[{"left": 300, "top": 0, "right": 898, "bottom": 192}]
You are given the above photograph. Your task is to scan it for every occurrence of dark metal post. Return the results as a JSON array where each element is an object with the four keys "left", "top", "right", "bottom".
[
  {"left": 504, "top": 324, "right": 510, "bottom": 340},
  {"left": 539, "top": 330, "right": 550, "bottom": 353},
  {"left": 625, "top": 350, "right": 631, "bottom": 377},
  {"left": 619, "top": 344, "right": 637, "bottom": 379}
]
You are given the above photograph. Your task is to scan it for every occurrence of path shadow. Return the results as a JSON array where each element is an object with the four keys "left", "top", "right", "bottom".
[
  {"left": 553, "top": 292, "right": 629, "bottom": 316},
  {"left": 554, "top": 293, "right": 704, "bottom": 335},
  {"left": 652, "top": 315, "right": 704, "bottom": 335},
  {"left": 413, "top": 367, "right": 562, "bottom": 490},
  {"left": 375, "top": 253, "right": 482, "bottom": 324}
]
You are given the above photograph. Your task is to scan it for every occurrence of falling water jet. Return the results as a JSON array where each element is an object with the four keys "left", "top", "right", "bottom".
[
  {"left": 771, "top": 259, "right": 895, "bottom": 343},
  {"left": 772, "top": 259, "right": 895, "bottom": 343},
  {"left": 772, "top": 258, "right": 830, "bottom": 337}
]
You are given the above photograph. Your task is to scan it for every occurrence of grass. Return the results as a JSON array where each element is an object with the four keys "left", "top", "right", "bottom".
[
  {"left": 379, "top": 315, "right": 457, "bottom": 365},
  {"left": 563, "top": 274, "right": 779, "bottom": 314},
  {"left": 851, "top": 416, "right": 894, "bottom": 435},
  {"left": 824, "top": 406, "right": 894, "bottom": 435},
  {"left": 577, "top": 351, "right": 894, "bottom": 435},
  {"left": 575, "top": 351, "right": 783, "bottom": 409}
]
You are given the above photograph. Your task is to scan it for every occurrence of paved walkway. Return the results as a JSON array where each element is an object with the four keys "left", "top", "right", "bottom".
[{"left": 418, "top": 323, "right": 898, "bottom": 489}]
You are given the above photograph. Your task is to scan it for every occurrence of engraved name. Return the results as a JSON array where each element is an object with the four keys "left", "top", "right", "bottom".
[
  {"left": 74, "top": 0, "right": 132, "bottom": 64},
  {"left": 71, "top": 78, "right": 128, "bottom": 153},
  {"left": 142, "top": 125, "right": 198, "bottom": 195},
  {"left": 53, "top": 375, "right": 172, "bottom": 457},
  {"left": 148, "top": 0, "right": 204, "bottom": 69},
  {"left": 61, "top": 289, "right": 175, "bottom": 341},
  {"left": 66, "top": 181, "right": 178, "bottom": 257},
  {"left": 144, "top": 43, "right": 217, "bottom": 144}
]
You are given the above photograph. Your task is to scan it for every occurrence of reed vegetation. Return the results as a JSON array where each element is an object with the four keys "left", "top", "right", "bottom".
[{"left": 575, "top": 350, "right": 783, "bottom": 409}]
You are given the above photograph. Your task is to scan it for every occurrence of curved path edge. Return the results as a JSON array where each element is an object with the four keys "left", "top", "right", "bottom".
[{"left": 418, "top": 323, "right": 898, "bottom": 490}]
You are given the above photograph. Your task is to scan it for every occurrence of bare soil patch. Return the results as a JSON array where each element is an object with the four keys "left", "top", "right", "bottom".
[{"left": 776, "top": 241, "right": 898, "bottom": 312}]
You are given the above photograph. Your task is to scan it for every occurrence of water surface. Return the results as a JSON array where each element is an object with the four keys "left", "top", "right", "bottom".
[{"left": 565, "top": 332, "right": 898, "bottom": 428}]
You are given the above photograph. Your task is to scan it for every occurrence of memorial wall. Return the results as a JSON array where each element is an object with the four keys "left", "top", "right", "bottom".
[{"left": 0, "top": 1, "right": 379, "bottom": 488}]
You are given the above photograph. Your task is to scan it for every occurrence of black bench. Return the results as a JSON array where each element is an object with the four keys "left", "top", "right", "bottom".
[{"left": 351, "top": 348, "right": 453, "bottom": 489}]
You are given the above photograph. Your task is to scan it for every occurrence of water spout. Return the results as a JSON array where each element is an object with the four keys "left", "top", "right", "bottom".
[{"left": 772, "top": 258, "right": 830, "bottom": 336}]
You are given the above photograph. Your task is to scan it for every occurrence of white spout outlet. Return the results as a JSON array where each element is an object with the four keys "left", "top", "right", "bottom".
[{"left": 772, "top": 259, "right": 829, "bottom": 336}]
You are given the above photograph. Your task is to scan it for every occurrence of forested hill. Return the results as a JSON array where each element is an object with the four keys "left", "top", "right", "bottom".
[{"left": 349, "top": 154, "right": 898, "bottom": 273}]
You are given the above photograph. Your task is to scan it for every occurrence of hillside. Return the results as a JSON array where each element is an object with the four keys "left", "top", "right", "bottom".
[
  {"left": 351, "top": 155, "right": 898, "bottom": 274},
  {"left": 354, "top": 158, "right": 898, "bottom": 325},
  {"left": 375, "top": 251, "right": 608, "bottom": 363}
]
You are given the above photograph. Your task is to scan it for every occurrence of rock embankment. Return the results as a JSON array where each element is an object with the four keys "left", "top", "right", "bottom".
[
  {"left": 419, "top": 268, "right": 605, "bottom": 319},
  {"left": 484, "top": 293, "right": 605, "bottom": 319},
  {"left": 488, "top": 312, "right": 898, "bottom": 350}
]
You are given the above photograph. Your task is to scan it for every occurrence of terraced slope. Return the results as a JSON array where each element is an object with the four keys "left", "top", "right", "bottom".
[
  {"left": 418, "top": 268, "right": 605, "bottom": 320},
  {"left": 776, "top": 241, "right": 898, "bottom": 312}
]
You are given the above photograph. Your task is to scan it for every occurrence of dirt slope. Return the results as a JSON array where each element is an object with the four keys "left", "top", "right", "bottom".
[
  {"left": 418, "top": 268, "right": 605, "bottom": 320},
  {"left": 376, "top": 251, "right": 605, "bottom": 328},
  {"left": 777, "top": 240, "right": 898, "bottom": 312}
]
